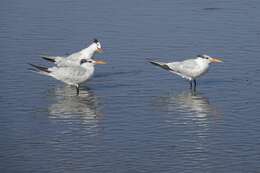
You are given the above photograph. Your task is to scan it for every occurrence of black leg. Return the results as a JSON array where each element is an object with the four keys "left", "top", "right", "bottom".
[
  {"left": 76, "top": 85, "right": 79, "bottom": 95},
  {"left": 189, "top": 80, "right": 193, "bottom": 90},
  {"left": 194, "top": 79, "right": 197, "bottom": 89},
  {"left": 192, "top": 79, "right": 196, "bottom": 92}
]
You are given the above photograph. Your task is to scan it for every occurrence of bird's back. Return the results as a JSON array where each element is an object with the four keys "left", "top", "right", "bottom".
[
  {"left": 167, "top": 59, "right": 207, "bottom": 79},
  {"left": 50, "top": 66, "right": 94, "bottom": 85},
  {"left": 56, "top": 46, "right": 94, "bottom": 67}
]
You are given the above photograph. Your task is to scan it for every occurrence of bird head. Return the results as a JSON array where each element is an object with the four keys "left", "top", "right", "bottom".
[
  {"left": 197, "top": 54, "right": 223, "bottom": 63},
  {"left": 93, "top": 38, "right": 103, "bottom": 53},
  {"left": 80, "top": 58, "right": 106, "bottom": 67}
]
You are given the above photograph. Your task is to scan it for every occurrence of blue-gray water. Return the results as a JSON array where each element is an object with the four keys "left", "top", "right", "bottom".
[{"left": 1, "top": 0, "right": 260, "bottom": 172}]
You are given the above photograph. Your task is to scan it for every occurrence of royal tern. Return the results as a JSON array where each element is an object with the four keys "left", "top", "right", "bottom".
[
  {"left": 150, "top": 54, "right": 222, "bottom": 90},
  {"left": 29, "top": 59, "right": 106, "bottom": 94},
  {"left": 41, "top": 39, "right": 103, "bottom": 67}
]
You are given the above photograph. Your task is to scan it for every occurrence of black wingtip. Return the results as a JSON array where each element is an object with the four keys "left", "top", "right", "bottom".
[
  {"left": 28, "top": 63, "right": 50, "bottom": 73},
  {"left": 149, "top": 61, "right": 171, "bottom": 71},
  {"left": 149, "top": 61, "right": 159, "bottom": 66},
  {"left": 146, "top": 58, "right": 162, "bottom": 65},
  {"left": 41, "top": 56, "right": 55, "bottom": 62}
]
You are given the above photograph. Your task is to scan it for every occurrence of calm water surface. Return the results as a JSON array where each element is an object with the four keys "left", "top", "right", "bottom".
[{"left": 1, "top": 0, "right": 260, "bottom": 172}]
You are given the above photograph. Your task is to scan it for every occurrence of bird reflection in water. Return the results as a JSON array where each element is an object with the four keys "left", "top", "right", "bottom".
[
  {"left": 48, "top": 85, "right": 101, "bottom": 124},
  {"left": 154, "top": 90, "right": 222, "bottom": 153},
  {"left": 173, "top": 91, "right": 214, "bottom": 118},
  {"left": 155, "top": 90, "right": 221, "bottom": 120}
]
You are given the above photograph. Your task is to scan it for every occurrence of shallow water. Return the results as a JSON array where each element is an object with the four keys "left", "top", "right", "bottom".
[{"left": 1, "top": 0, "right": 260, "bottom": 172}]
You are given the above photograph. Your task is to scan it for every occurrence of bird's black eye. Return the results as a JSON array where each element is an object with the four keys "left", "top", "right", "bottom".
[{"left": 80, "top": 59, "right": 87, "bottom": 64}]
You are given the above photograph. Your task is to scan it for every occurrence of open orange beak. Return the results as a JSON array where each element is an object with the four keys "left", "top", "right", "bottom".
[
  {"left": 210, "top": 57, "right": 223, "bottom": 63},
  {"left": 96, "top": 47, "right": 103, "bottom": 53},
  {"left": 94, "top": 60, "right": 107, "bottom": 65}
]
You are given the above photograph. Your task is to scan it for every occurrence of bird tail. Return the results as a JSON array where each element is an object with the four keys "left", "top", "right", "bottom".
[
  {"left": 41, "top": 55, "right": 56, "bottom": 63},
  {"left": 149, "top": 60, "right": 171, "bottom": 71},
  {"left": 28, "top": 63, "right": 51, "bottom": 75}
]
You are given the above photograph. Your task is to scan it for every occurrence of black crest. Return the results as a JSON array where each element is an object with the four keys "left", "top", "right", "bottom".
[{"left": 93, "top": 38, "right": 99, "bottom": 43}]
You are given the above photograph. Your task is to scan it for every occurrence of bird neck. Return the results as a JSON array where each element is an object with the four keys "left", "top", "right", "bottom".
[
  {"left": 82, "top": 64, "right": 95, "bottom": 71},
  {"left": 196, "top": 58, "right": 210, "bottom": 65},
  {"left": 80, "top": 43, "right": 97, "bottom": 58}
]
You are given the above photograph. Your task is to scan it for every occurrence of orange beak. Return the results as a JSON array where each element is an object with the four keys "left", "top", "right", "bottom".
[
  {"left": 94, "top": 60, "right": 107, "bottom": 65},
  {"left": 96, "top": 47, "right": 103, "bottom": 53},
  {"left": 210, "top": 57, "right": 223, "bottom": 63}
]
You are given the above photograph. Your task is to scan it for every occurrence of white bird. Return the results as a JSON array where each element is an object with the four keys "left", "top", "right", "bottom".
[
  {"left": 149, "top": 54, "right": 223, "bottom": 90},
  {"left": 41, "top": 39, "right": 103, "bottom": 67},
  {"left": 29, "top": 58, "right": 106, "bottom": 94}
]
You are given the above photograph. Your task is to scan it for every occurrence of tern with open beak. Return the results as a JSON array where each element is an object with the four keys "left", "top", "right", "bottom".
[
  {"left": 41, "top": 39, "right": 103, "bottom": 67},
  {"left": 149, "top": 54, "right": 223, "bottom": 90},
  {"left": 29, "top": 59, "right": 106, "bottom": 95}
]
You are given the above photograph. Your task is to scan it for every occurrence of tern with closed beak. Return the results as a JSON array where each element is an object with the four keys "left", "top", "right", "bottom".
[
  {"left": 29, "top": 58, "right": 106, "bottom": 95},
  {"left": 149, "top": 54, "right": 223, "bottom": 90},
  {"left": 41, "top": 39, "right": 103, "bottom": 67}
]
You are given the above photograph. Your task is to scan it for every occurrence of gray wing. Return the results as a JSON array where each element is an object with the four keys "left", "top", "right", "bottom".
[
  {"left": 41, "top": 55, "right": 65, "bottom": 62},
  {"left": 50, "top": 66, "right": 86, "bottom": 83},
  {"left": 167, "top": 59, "right": 199, "bottom": 79},
  {"left": 54, "top": 66, "right": 86, "bottom": 77},
  {"left": 66, "top": 51, "right": 84, "bottom": 61},
  {"left": 54, "top": 52, "right": 83, "bottom": 67}
]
